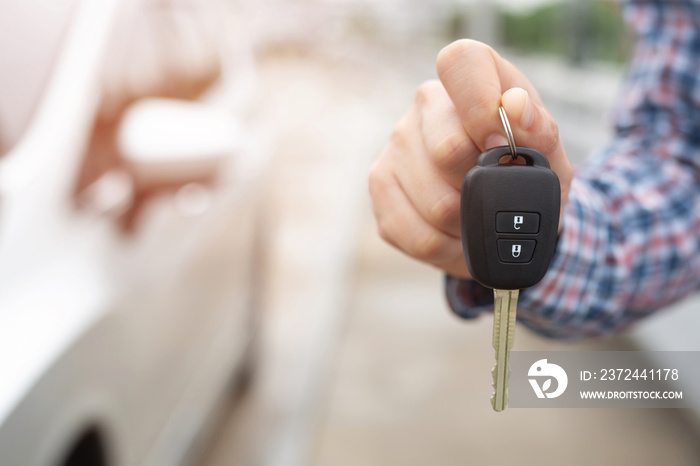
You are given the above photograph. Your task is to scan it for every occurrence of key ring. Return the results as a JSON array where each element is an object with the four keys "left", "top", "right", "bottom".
[{"left": 498, "top": 106, "right": 517, "bottom": 160}]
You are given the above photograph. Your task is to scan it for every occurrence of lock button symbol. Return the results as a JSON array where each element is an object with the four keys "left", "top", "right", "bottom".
[
  {"left": 511, "top": 244, "right": 521, "bottom": 258},
  {"left": 497, "top": 239, "right": 535, "bottom": 263}
]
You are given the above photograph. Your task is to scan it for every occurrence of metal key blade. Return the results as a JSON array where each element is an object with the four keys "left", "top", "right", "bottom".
[{"left": 491, "top": 289, "right": 519, "bottom": 412}]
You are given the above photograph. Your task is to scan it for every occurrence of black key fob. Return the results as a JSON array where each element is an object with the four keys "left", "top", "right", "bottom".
[{"left": 461, "top": 146, "right": 560, "bottom": 290}]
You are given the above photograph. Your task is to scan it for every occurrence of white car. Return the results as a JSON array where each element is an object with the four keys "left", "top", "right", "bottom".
[{"left": 0, "top": 1, "right": 267, "bottom": 465}]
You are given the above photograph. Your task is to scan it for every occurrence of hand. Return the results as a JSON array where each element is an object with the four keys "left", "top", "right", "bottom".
[{"left": 369, "top": 39, "right": 573, "bottom": 279}]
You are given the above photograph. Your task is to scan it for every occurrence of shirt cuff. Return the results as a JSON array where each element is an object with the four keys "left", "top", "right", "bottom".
[{"left": 445, "top": 275, "right": 493, "bottom": 319}]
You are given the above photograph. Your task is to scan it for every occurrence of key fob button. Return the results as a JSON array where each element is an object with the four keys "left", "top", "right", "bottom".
[
  {"left": 496, "top": 212, "right": 539, "bottom": 234},
  {"left": 497, "top": 239, "right": 536, "bottom": 263}
]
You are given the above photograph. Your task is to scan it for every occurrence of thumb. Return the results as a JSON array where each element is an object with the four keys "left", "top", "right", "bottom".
[
  {"left": 501, "top": 87, "right": 573, "bottom": 229},
  {"left": 501, "top": 87, "right": 560, "bottom": 158}
]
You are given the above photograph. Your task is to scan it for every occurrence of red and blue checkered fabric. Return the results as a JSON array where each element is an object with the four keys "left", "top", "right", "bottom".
[{"left": 447, "top": 0, "right": 700, "bottom": 338}]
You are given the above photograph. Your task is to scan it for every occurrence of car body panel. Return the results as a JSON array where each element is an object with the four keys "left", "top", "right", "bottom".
[{"left": 0, "top": 1, "right": 266, "bottom": 464}]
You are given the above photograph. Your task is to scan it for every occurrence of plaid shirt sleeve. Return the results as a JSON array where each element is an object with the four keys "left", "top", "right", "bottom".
[{"left": 447, "top": 0, "right": 700, "bottom": 338}]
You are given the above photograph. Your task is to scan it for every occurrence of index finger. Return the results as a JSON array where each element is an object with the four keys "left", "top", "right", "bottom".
[{"left": 436, "top": 39, "right": 510, "bottom": 150}]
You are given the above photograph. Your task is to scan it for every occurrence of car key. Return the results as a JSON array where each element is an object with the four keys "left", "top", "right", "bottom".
[{"left": 461, "top": 107, "right": 560, "bottom": 411}]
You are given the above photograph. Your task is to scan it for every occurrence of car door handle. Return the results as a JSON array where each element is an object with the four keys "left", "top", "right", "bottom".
[{"left": 117, "top": 98, "right": 246, "bottom": 188}]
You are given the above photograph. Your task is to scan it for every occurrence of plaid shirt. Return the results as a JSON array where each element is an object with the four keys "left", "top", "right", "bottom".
[{"left": 447, "top": 0, "right": 700, "bottom": 338}]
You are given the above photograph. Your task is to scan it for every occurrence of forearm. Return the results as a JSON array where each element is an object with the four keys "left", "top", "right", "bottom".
[{"left": 518, "top": 145, "right": 700, "bottom": 338}]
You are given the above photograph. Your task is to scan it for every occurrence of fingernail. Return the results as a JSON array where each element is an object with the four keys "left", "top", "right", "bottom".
[
  {"left": 521, "top": 91, "right": 534, "bottom": 130},
  {"left": 484, "top": 133, "right": 508, "bottom": 149}
]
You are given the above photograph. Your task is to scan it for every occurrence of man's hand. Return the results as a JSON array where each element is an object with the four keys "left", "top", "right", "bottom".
[{"left": 369, "top": 40, "right": 573, "bottom": 279}]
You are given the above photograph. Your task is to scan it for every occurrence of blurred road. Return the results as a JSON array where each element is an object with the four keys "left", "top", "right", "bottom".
[
  {"left": 195, "top": 44, "right": 700, "bottom": 466},
  {"left": 312, "top": 217, "right": 700, "bottom": 466}
]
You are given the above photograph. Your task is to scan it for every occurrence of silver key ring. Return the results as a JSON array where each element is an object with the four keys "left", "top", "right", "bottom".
[{"left": 498, "top": 106, "right": 517, "bottom": 160}]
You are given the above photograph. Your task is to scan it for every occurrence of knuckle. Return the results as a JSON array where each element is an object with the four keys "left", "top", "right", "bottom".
[
  {"left": 544, "top": 116, "right": 561, "bottom": 154},
  {"left": 389, "top": 123, "right": 408, "bottom": 150},
  {"left": 368, "top": 161, "right": 384, "bottom": 197},
  {"left": 431, "top": 133, "right": 468, "bottom": 171},
  {"left": 411, "top": 230, "right": 447, "bottom": 262},
  {"left": 414, "top": 80, "right": 441, "bottom": 107},
  {"left": 376, "top": 217, "right": 393, "bottom": 244},
  {"left": 430, "top": 193, "right": 460, "bottom": 232},
  {"left": 549, "top": 117, "right": 560, "bottom": 140}
]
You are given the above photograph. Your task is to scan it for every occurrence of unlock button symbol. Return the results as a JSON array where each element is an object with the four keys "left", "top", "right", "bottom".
[
  {"left": 513, "top": 216, "right": 524, "bottom": 230},
  {"left": 496, "top": 212, "right": 539, "bottom": 234}
]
